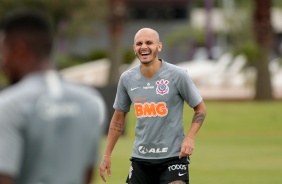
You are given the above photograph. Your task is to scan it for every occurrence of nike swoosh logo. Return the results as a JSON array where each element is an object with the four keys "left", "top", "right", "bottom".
[
  {"left": 178, "top": 172, "right": 187, "bottom": 176},
  {"left": 130, "top": 87, "right": 140, "bottom": 91}
]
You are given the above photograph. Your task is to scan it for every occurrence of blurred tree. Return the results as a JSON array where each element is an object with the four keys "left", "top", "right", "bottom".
[
  {"left": 0, "top": 0, "right": 108, "bottom": 86},
  {"left": 0, "top": 0, "right": 107, "bottom": 34},
  {"left": 0, "top": 0, "right": 82, "bottom": 28},
  {"left": 166, "top": 27, "right": 206, "bottom": 60},
  {"left": 0, "top": 0, "right": 107, "bottom": 55},
  {"left": 253, "top": 0, "right": 273, "bottom": 100},
  {"left": 205, "top": 0, "right": 215, "bottom": 60},
  {"left": 107, "top": 0, "right": 126, "bottom": 85}
]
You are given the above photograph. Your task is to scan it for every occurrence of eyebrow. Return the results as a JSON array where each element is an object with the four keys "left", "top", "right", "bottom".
[{"left": 135, "top": 40, "right": 154, "bottom": 44}]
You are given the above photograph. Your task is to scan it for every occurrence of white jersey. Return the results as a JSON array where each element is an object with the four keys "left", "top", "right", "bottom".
[
  {"left": 114, "top": 60, "right": 202, "bottom": 160},
  {"left": 0, "top": 71, "right": 106, "bottom": 184}
]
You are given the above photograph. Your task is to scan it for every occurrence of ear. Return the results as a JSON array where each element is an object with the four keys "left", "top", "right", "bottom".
[
  {"left": 133, "top": 45, "right": 136, "bottom": 55},
  {"left": 13, "top": 41, "right": 30, "bottom": 59},
  {"left": 158, "top": 42, "right": 162, "bottom": 52}
]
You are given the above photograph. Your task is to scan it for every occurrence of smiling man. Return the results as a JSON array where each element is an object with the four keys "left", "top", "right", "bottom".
[{"left": 100, "top": 28, "right": 207, "bottom": 184}]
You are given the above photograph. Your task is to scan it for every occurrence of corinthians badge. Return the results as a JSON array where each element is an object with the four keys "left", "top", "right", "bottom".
[{"left": 156, "top": 79, "right": 169, "bottom": 95}]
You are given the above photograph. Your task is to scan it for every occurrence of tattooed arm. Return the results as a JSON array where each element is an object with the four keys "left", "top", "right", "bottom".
[
  {"left": 179, "top": 101, "right": 206, "bottom": 158},
  {"left": 100, "top": 110, "right": 127, "bottom": 182}
]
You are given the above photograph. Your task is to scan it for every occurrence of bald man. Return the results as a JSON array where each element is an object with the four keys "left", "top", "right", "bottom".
[{"left": 100, "top": 28, "right": 207, "bottom": 184}]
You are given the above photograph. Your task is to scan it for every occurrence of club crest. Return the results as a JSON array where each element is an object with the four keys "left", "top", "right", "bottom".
[{"left": 156, "top": 79, "right": 169, "bottom": 95}]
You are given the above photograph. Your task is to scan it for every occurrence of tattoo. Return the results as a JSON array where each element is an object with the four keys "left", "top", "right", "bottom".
[
  {"left": 192, "top": 112, "right": 205, "bottom": 124},
  {"left": 109, "top": 121, "right": 124, "bottom": 133},
  {"left": 114, "top": 122, "right": 122, "bottom": 129},
  {"left": 109, "top": 127, "right": 123, "bottom": 133}
]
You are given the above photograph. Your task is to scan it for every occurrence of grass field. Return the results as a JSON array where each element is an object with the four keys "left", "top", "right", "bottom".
[{"left": 94, "top": 101, "right": 282, "bottom": 184}]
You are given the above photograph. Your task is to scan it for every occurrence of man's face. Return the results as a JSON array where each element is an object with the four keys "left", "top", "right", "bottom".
[
  {"left": 133, "top": 30, "right": 162, "bottom": 65},
  {"left": 0, "top": 32, "right": 21, "bottom": 83}
]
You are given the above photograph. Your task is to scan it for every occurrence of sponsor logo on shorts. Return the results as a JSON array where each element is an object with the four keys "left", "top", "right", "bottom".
[
  {"left": 156, "top": 79, "right": 169, "bottom": 95},
  {"left": 128, "top": 166, "right": 133, "bottom": 179},
  {"left": 168, "top": 164, "right": 187, "bottom": 172},
  {"left": 138, "top": 144, "right": 169, "bottom": 156},
  {"left": 178, "top": 172, "right": 187, "bottom": 176}
]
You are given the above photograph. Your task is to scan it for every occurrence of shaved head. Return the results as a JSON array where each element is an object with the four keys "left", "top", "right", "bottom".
[
  {"left": 133, "top": 28, "right": 162, "bottom": 65},
  {"left": 134, "top": 28, "right": 160, "bottom": 43}
]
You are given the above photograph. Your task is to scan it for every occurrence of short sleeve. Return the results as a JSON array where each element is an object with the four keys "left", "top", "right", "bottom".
[
  {"left": 0, "top": 98, "right": 24, "bottom": 177},
  {"left": 113, "top": 73, "right": 131, "bottom": 112},
  {"left": 176, "top": 69, "right": 202, "bottom": 108}
]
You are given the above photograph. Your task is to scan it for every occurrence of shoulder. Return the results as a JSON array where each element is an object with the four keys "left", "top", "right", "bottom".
[
  {"left": 162, "top": 61, "right": 190, "bottom": 79},
  {"left": 119, "top": 66, "right": 141, "bottom": 82},
  {"left": 64, "top": 82, "right": 106, "bottom": 124},
  {"left": 0, "top": 83, "right": 38, "bottom": 126},
  {"left": 0, "top": 80, "right": 40, "bottom": 107},
  {"left": 164, "top": 61, "right": 188, "bottom": 74},
  {"left": 0, "top": 86, "right": 18, "bottom": 107},
  {"left": 63, "top": 81, "right": 104, "bottom": 101}
]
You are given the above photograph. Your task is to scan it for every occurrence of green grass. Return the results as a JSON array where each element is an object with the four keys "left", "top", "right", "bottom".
[{"left": 94, "top": 101, "right": 282, "bottom": 184}]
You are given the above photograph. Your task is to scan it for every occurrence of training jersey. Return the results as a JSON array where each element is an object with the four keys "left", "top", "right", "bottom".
[
  {"left": 0, "top": 71, "right": 106, "bottom": 184},
  {"left": 114, "top": 59, "right": 202, "bottom": 160}
]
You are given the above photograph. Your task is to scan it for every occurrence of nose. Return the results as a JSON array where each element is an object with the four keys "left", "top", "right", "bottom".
[{"left": 140, "top": 43, "right": 148, "bottom": 49}]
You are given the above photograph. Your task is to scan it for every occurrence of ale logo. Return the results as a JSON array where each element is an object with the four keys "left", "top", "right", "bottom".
[
  {"left": 156, "top": 79, "right": 169, "bottom": 96},
  {"left": 134, "top": 102, "right": 168, "bottom": 118},
  {"left": 138, "top": 144, "right": 169, "bottom": 156}
]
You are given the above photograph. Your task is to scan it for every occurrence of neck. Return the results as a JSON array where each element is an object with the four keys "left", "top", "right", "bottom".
[
  {"left": 21, "top": 59, "right": 52, "bottom": 79},
  {"left": 141, "top": 59, "right": 162, "bottom": 79}
]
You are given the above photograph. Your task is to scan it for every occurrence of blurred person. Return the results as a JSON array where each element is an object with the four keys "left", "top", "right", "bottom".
[
  {"left": 100, "top": 28, "right": 206, "bottom": 184},
  {"left": 0, "top": 9, "right": 106, "bottom": 184}
]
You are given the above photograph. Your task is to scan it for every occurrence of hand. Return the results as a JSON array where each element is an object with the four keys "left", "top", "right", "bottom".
[
  {"left": 100, "top": 155, "right": 112, "bottom": 182},
  {"left": 179, "top": 137, "right": 194, "bottom": 159}
]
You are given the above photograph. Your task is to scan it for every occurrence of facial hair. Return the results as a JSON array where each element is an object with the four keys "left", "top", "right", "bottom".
[{"left": 138, "top": 46, "right": 158, "bottom": 65}]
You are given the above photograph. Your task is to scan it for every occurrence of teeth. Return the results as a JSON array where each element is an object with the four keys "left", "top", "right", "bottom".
[{"left": 141, "top": 52, "right": 149, "bottom": 54}]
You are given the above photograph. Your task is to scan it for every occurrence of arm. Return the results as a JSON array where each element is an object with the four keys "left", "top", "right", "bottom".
[
  {"left": 100, "top": 110, "right": 127, "bottom": 182},
  {"left": 179, "top": 100, "right": 206, "bottom": 158}
]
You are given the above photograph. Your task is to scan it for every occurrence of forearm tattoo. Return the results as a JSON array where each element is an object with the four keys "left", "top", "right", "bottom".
[
  {"left": 192, "top": 112, "right": 206, "bottom": 124},
  {"left": 109, "top": 121, "right": 124, "bottom": 133}
]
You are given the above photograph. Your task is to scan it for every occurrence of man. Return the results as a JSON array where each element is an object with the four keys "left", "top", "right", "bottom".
[
  {"left": 0, "top": 10, "right": 105, "bottom": 184},
  {"left": 100, "top": 28, "right": 207, "bottom": 184}
]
